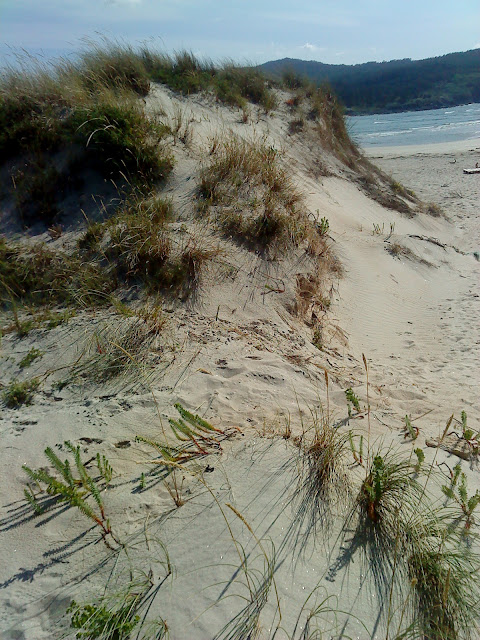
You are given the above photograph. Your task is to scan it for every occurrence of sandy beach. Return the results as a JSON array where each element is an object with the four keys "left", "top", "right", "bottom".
[{"left": 1, "top": 81, "right": 479, "bottom": 639}]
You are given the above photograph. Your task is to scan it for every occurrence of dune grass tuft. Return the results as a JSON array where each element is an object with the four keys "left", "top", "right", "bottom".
[
  {"left": 198, "top": 135, "right": 312, "bottom": 252},
  {"left": 0, "top": 237, "right": 114, "bottom": 308}
]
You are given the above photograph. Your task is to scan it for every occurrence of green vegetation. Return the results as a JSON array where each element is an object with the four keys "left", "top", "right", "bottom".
[
  {"left": 403, "top": 414, "right": 419, "bottom": 440},
  {"left": 345, "top": 387, "right": 360, "bottom": 413},
  {"left": 295, "top": 410, "right": 351, "bottom": 530},
  {"left": 0, "top": 238, "right": 115, "bottom": 307},
  {"left": 23, "top": 441, "right": 118, "bottom": 546},
  {"left": 199, "top": 135, "right": 315, "bottom": 252},
  {"left": 359, "top": 451, "right": 423, "bottom": 526},
  {"left": 142, "top": 49, "right": 276, "bottom": 111},
  {"left": 407, "top": 525, "right": 480, "bottom": 640},
  {"left": 19, "top": 347, "right": 43, "bottom": 369},
  {"left": 68, "top": 571, "right": 169, "bottom": 640},
  {"left": 349, "top": 431, "right": 364, "bottom": 465},
  {"left": 137, "top": 403, "right": 225, "bottom": 507},
  {"left": 442, "top": 463, "right": 480, "bottom": 531},
  {"left": 69, "top": 314, "right": 165, "bottom": 386},
  {"left": 261, "top": 49, "right": 480, "bottom": 114},
  {"left": 2, "top": 377, "right": 40, "bottom": 407}
]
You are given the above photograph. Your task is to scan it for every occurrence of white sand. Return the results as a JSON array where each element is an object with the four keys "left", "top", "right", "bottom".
[{"left": 1, "top": 91, "right": 479, "bottom": 639}]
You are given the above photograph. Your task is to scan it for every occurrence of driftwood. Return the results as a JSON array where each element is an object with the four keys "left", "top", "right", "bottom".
[
  {"left": 408, "top": 235, "right": 447, "bottom": 250},
  {"left": 426, "top": 435, "right": 473, "bottom": 461}
]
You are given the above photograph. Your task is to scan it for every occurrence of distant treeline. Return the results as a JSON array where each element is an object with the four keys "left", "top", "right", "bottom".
[{"left": 260, "top": 49, "right": 480, "bottom": 114}]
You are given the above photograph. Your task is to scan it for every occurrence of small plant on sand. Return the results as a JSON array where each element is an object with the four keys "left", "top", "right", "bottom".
[
  {"left": 2, "top": 377, "right": 40, "bottom": 408},
  {"left": 403, "top": 414, "right": 419, "bottom": 440},
  {"left": 413, "top": 447, "right": 425, "bottom": 473},
  {"left": 345, "top": 387, "right": 360, "bottom": 414},
  {"left": 22, "top": 441, "right": 119, "bottom": 547},
  {"left": 68, "top": 571, "right": 169, "bottom": 640},
  {"left": 456, "top": 410, "right": 480, "bottom": 454},
  {"left": 311, "top": 326, "right": 323, "bottom": 350},
  {"left": 348, "top": 431, "right": 364, "bottom": 466},
  {"left": 317, "top": 216, "right": 330, "bottom": 236},
  {"left": 303, "top": 415, "right": 350, "bottom": 499},
  {"left": 70, "top": 314, "right": 166, "bottom": 387},
  {"left": 45, "top": 309, "right": 75, "bottom": 329},
  {"left": 137, "top": 403, "right": 227, "bottom": 507},
  {"left": 19, "top": 347, "right": 43, "bottom": 369},
  {"left": 442, "top": 463, "right": 480, "bottom": 532},
  {"left": 359, "top": 450, "right": 422, "bottom": 526}
]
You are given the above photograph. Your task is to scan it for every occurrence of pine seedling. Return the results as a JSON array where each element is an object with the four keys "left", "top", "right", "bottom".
[
  {"left": 24, "top": 483, "right": 44, "bottom": 514},
  {"left": 459, "top": 410, "right": 479, "bottom": 453},
  {"left": 345, "top": 388, "right": 360, "bottom": 413},
  {"left": 442, "top": 463, "right": 480, "bottom": 531},
  {"left": 22, "top": 442, "right": 118, "bottom": 546},
  {"left": 359, "top": 451, "right": 422, "bottom": 525},
  {"left": 168, "top": 403, "right": 223, "bottom": 453},
  {"left": 96, "top": 452, "right": 113, "bottom": 485},
  {"left": 403, "top": 415, "right": 419, "bottom": 440},
  {"left": 413, "top": 448, "right": 425, "bottom": 473},
  {"left": 137, "top": 404, "right": 227, "bottom": 507}
]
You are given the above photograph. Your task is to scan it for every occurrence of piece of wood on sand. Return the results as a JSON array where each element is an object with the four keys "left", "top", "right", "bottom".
[
  {"left": 463, "top": 168, "right": 480, "bottom": 174},
  {"left": 426, "top": 434, "right": 473, "bottom": 460}
]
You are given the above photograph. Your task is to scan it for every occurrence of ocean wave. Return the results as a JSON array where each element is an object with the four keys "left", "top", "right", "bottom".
[
  {"left": 363, "top": 129, "right": 413, "bottom": 138},
  {"left": 351, "top": 102, "right": 480, "bottom": 146}
]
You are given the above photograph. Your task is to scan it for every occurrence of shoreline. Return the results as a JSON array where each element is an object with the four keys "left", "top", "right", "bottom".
[{"left": 363, "top": 137, "right": 480, "bottom": 157}]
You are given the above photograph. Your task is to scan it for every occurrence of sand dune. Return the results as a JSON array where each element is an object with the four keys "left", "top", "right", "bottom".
[{"left": 1, "top": 83, "right": 479, "bottom": 638}]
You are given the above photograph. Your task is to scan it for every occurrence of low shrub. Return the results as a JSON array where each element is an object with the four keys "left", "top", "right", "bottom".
[{"left": 2, "top": 377, "right": 40, "bottom": 408}]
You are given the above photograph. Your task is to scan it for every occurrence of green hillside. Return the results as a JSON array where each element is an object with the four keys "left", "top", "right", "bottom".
[{"left": 260, "top": 49, "right": 480, "bottom": 114}]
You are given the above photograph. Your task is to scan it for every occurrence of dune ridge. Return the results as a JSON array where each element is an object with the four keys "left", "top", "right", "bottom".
[{"left": 1, "top": 48, "right": 479, "bottom": 639}]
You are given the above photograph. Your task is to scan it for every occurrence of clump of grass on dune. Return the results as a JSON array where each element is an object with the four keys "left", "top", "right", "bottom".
[
  {"left": 291, "top": 407, "right": 351, "bottom": 542},
  {"left": 214, "top": 64, "right": 277, "bottom": 112},
  {"left": 0, "top": 42, "right": 174, "bottom": 229},
  {"left": 407, "top": 524, "right": 480, "bottom": 640},
  {"left": 277, "top": 71, "right": 357, "bottom": 157},
  {"left": 198, "top": 135, "right": 313, "bottom": 252},
  {"left": 141, "top": 49, "right": 277, "bottom": 112},
  {"left": 77, "top": 192, "right": 220, "bottom": 296},
  {"left": 0, "top": 237, "right": 114, "bottom": 308},
  {"left": 69, "top": 313, "right": 165, "bottom": 386},
  {"left": 310, "top": 85, "right": 358, "bottom": 157},
  {"left": 2, "top": 377, "right": 40, "bottom": 408},
  {"left": 347, "top": 443, "right": 480, "bottom": 639}
]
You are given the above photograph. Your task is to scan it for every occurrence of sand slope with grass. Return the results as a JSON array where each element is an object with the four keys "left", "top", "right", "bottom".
[{"left": 1, "top": 47, "right": 479, "bottom": 639}]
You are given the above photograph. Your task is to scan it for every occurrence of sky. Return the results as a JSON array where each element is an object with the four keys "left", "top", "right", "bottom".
[{"left": 0, "top": 0, "right": 479, "bottom": 66}]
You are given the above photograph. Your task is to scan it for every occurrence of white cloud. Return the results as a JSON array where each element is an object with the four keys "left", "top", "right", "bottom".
[
  {"left": 473, "top": 42, "right": 480, "bottom": 49},
  {"left": 300, "top": 42, "right": 325, "bottom": 53}
]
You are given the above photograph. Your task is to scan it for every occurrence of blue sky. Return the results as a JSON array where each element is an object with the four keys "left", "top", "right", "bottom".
[{"left": 1, "top": 0, "right": 479, "bottom": 65}]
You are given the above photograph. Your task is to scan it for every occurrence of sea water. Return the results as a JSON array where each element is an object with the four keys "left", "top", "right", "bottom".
[{"left": 347, "top": 103, "right": 480, "bottom": 147}]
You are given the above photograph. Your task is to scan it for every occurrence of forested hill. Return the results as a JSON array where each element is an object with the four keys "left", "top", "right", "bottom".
[{"left": 260, "top": 49, "right": 480, "bottom": 114}]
